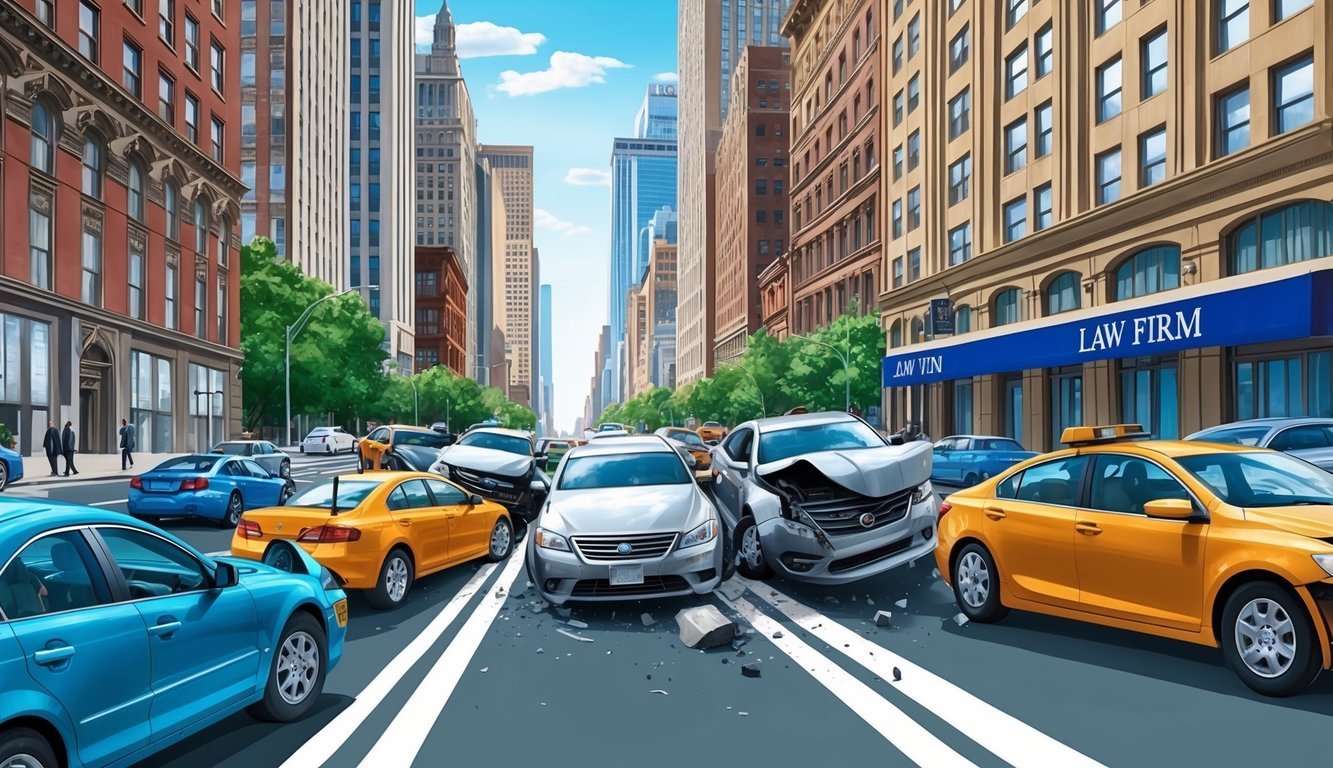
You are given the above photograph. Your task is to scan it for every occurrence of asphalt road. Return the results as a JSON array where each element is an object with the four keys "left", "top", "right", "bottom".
[{"left": 10, "top": 462, "right": 1333, "bottom": 767}]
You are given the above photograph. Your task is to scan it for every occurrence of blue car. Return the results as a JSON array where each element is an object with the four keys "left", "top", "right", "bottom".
[
  {"left": 0, "top": 444, "right": 23, "bottom": 492},
  {"left": 128, "top": 454, "right": 293, "bottom": 528},
  {"left": 930, "top": 435, "right": 1039, "bottom": 487},
  {"left": 0, "top": 500, "right": 347, "bottom": 768}
]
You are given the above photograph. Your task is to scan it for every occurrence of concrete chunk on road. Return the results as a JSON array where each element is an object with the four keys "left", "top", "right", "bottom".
[
  {"left": 717, "top": 578, "right": 747, "bottom": 601},
  {"left": 675, "top": 605, "right": 738, "bottom": 649},
  {"left": 874, "top": 610, "right": 893, "bottom": 628},
  {"left": 741, "top": 662, "right": 762, "bottom": 678},
  {"left": 641, "top": 612, "right": 657, "bottom": 627}
]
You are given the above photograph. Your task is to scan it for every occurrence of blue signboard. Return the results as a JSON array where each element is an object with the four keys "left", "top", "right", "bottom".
[
  {"left": 930, "top": 299, "right": 954, "bottom": 336},
  {"left": 883, "top": 269, "right": 1333, "bottom": 388}
]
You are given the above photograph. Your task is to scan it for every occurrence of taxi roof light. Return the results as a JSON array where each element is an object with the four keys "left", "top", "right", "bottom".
[{"left": 1061, "top": 423, "right": 1152, "bottom": 446}]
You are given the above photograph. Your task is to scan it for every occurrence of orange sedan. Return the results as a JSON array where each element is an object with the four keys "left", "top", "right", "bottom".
[
  {"left": 937, "top": 423, "right": 1333, "bottom": 696},
  {"left": 231, "top": 471, "right": 513, "bottom": 609}
]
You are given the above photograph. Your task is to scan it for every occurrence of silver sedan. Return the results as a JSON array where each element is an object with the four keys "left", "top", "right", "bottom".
[
  {"left": 527, "top": 436, "right": 724, "bottom": 605},
  {"left": 1187, "top": 418, "right": 1333, "bottom": 472},
  {"left": 211, "top": 440, "right": 292, "bottom": 479}
]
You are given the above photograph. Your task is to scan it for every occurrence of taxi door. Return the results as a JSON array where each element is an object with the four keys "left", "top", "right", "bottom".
[
  {"left": 426, "top": 478, "right": 492, "bottom": 561},
  {"left": 385, "top": 479, "right": 450, "bottom": 571},
  {"left": 983, "top": 455, "right": 1088, "bottom": 609}
]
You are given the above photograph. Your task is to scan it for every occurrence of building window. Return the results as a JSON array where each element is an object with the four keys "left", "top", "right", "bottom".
[
  {"left": 184, "top": 93, "right": 199, "bottom": 143},
  {"left": 159, "top": 0, "right": 175, "bottom": 45},
  {"left": 1142, "top": 27, "right": 1168, "bottom": 99},
  {"left": 1120, "top": 355, "right": 1179, "bottom": 438},
  {"left": 892, "top": 91, "right": 903, "bottom": 126},
  {"left": 892, "top": 145, "right": 903, "bottom": 179},
  {"left": 1227, "top": 200, "right": 1333, "bottom": 275},
  {"left": 1273, "top": 55, "right": 1314, "bottom": 134},
  {"left": 1035, "top": 23, "right": 1053, "bottom": 78},
  {"left": 1003, "top": 197, "right": 1027, "bottom": 243},
  {"left": 1007, "top": 0, "right": 1027, "bottom": 28},
  {"left": 908, "top": 14, "right": 921, "bottom": 57},
  {"left": 907, "top": 75, "right": 920, "bottom": 113},
  {"left": 184, "top": 15, "right": 199, "bottom": 70},
  {"left": 29, "top": 203, "right": 51, "bottom": 291},
  {"left": 165, "top": 182, "right": 180, "bottom": 240},
  {"left": 128, "top": 242, "right": 145, "bottom": 320},
  {"left": 195, "top": 274, "right": 207, "bottom": 339},
  {"left": 948, "top": 89, "right": 970, "bottom": 139},
  {"left": 1217, "top": 0, "right": 1248, "bottom": 53},
  {"left": 193, "top": 200, "right": 209, "bottom": 253},
  {"left": 210, "top": 40, "right": 224, "bottom": 93},
  {"left": 123, "top": 40, "right": 142, "bottom": 98},
  {"left": 30, "top": 102, "right": 55, "bottom": 173},
  {"left": 949, "top": 222, "right": 972, "bottom": 266},
  {"left": 81, "top": 135, "right": 104, "bottom": 198},
  {"left": 953, "top": 379, "right": 975, "bottom": 433},
  {"left": 907, "top": 186, "right": 921, "bottom": 231},
  {"left": 907, "top": 131, "right": 920, "bottom": 169},
  {"left": 78, "top": 1, "right": 99, "bottom": 62},
  {"left": 892, "top": 200, "right": 903, "bottom": 239},
  {"left": 1096, "top": 147, "right": 1122, "bottom": 205},
  {"left": 213, "top": 0, "right": 224, "bottom": 18},
  {"left": 217, "top": 216, "right": 229, "bottom": 266},
  {"left": 1004, "top": 119, "right": 1028, "bottom": 174},
  {"left": 210, "top": 117, "right": 224, "bottom": 162},
  {"left": 892, "top": 36, "right": 903, "bottom": 74},
  {"left": 126, "top": 161, "right": 147, "bottom": 222},
  {"left": 158, "top": 72, "right": 174, "bottom": 123},
  {"left": 908, "top": 248, "right": 921, "bottom": 282},
  {"left": 81, "top": 226, "right": 102, "bottom": 306},
  {"left": 1215, "top": 85, "right": 1250, "bottom": 157},
  {"left": 165, "top": 262, "right": 178, "bottom": 329},
  {"left": 1140, "top": 126, "right": 1167, "bottom": 187},
  {"left": 949, "top": 25, "right": 969, "bottom": 73},
  {"left": 1097, "top": 56, "right": 1123, "bottom": 122},
  {"left": 1051, "top": 368, "right": 1084, "bottom": 449},
  {"left": 36, "top": 0, "right": 53, "bottom": 26},
  {"left": 994, "top": 288, "right": 1022, "bottom": 326},
  {"left": 1115, "top": 245, "right": 1181, "bottom": 300},
  {"left": 131, "top": 351, "right": 174, "bottom": 452},
  {"left": 1096, "top": 0, "right": 1122, "bottom": 35},
  {"left": 1045, "top": 272, "right": 1081, "bottom": 315},
  {"left": 217, "top": 281, "right": 227, "bottom": 343},
  {"left": 892, "top": 257, "right": 904, "bottom": 289},
  {"left": 1275, "top": 0, "right": 1313, "bottom": 20},
  {"left": 1034, "top": 183, "right": 1053, "bottom": 230},
  {"left": 1235, "top": 350, "right": 1332, "bottom": 420},
  {"left": 948, "top": 154, "right": 971, "bottom": 205},
  {"left": 1006, "top": 46, "right": 1029, "bottom": 99}
]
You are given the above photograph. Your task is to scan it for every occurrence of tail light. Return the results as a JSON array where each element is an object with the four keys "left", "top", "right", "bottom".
[
  {"left": 298, "top": 525, "right": 362, "bottom": 543},
  {"left": 237, "top": 519, "right": 263, "bottom": 539},
  {"left": 179, "top": 477, "right": 210, "bottom": 491},
  {"left": 321, "top": 436, "right": 328, "bottom": 443},
  {"left": 129, "top": 477, "right": 143, "bottom": 490},
  {"left": 938, "top": 501, "right": 952, "bottom": 522}
]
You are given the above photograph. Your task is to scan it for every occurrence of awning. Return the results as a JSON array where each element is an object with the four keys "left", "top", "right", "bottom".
[{"left": 882, "top": 263, "right": 1333, "bottom": 387}]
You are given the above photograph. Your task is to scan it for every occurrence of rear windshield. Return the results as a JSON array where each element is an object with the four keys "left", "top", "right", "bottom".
[
  {"left": 213, "top": 443, "right": 250, "bottom": 455},
  {"left": 394, "top": 431, "right": 451, "bottom": 448},
  {"left": 154, "top": 455, "right": 223, "bottom": 472},
  {"left": 703, "top": 422, "right": 722, "bottom": 428},
  {"left": 286, "top": 479, "right": 381, "bottom": 509},
  {"left": 758, "top": 420, "right": 884, "bottom": 464},
  {"left": 1188, "top": 426, "right": 1271, "bottom": 446},
  {"left": 558, "top": 453, "right": 691, "bottom": 490},
  {"left": 457, "top": 431, "right": 532, "bottom": 456},
  {"left": 670, "top": 431, "right": 705, "bottom": 447}
]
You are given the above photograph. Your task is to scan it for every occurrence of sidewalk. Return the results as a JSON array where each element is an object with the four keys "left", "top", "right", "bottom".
[{"left": 20, "top": 453, "right": 185, "bottom": 486}]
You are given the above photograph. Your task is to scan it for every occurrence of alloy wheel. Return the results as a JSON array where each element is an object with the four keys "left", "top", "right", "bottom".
[
  {"left": 385, "top": 556, "right": 410, "bottom": 603},
  {"left": 490, "top": 520, "right": 512, "bottom": 557},
  {"left": 739, "top": 524, "right": 764, "bottom": 569},
  {"left": 1, "top": 755, "right": 48, "bottom": 768},
  {"left": 276, "top": 630, "right": 320, "bottom": 705},
  {"left": 227, "top": 495, "right": 243, "bottom": 525},
  {"left": 1235, "top": 598, "right": 1297, "bottom": 678},
  {"left": 957, "top": 551, "right": 991, "bottom": 609}
]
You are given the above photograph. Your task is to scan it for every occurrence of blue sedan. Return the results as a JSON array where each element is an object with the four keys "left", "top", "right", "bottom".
[
  {"left": 931, "top": 435, "right": 1039, "bottom": 487},
  {"left": 129, "top": 454, "right": 293, "bottom": 528},
  {"left": 0, "top": 445, "right": 21, "bottom": 492},
  {"left": 0, "top": 500, "right": 347, "bottom": 768}
]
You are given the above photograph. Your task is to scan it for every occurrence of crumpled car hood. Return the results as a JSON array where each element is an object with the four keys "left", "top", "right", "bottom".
[
  {"left": 542, "top": 484, "right": 709, "bottom": 535},
  {"left": 437, "top": 444, "right": 534, "bottom": 478},
  {"left": 757, "top": 441, "right": 933, "bottom": 496}
]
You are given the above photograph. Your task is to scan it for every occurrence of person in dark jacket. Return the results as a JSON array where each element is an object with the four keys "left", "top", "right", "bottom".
[
  {"left": 61, "top": 421, "right": 78, "bottom": 477},
  {"left": 119, "top": 418, "right": 137, "bottom": 470},
  {"left": 41, "top": 422, "right": 61, "bottom": 476}
]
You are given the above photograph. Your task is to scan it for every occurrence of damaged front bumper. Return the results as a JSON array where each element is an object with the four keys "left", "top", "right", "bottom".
[
  {"left": 756, "top": 495, "right": 939, "bottom": 584},
  {"left": 528, "top": 538, "right": 724, "bottom": 606}
]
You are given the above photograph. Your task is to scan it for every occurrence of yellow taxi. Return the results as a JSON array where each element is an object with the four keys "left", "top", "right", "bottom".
[
  {"left": 935, "top": 423, "right": 1333, "bottom": 696},
  {"left": 697, "top": 421, "right": 728, "bottom": 444},
  {"left": 231, "top": 471, "right": 512, "bottom": 610},
  {"left": 655, "top": 426, "right": 712, "bottom": 470}
]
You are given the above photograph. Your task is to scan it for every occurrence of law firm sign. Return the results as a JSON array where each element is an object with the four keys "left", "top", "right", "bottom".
[{"left": 882, "top": 269, "right": 1333, "bottom": 388}]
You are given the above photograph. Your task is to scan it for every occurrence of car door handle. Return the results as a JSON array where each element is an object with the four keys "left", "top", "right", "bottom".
[
  {"left": 33, "top": 645, "right": 76, "bottom": 666},
  {"left": 148, "top": 618, "right": 183, "bottom": 637},
  {"left": 984, "top": 507, "right": 1007, "bottom": 520},
  {"left": 399, "top": 518, "right": 413, "bottom": 526},
  {"left": 1075, "top": 523, "right": 1103, "bottom": 536}
]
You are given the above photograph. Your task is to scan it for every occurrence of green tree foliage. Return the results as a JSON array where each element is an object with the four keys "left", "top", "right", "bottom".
[{"left": 368, "top": 365, "right": 537, "bottom": 432}]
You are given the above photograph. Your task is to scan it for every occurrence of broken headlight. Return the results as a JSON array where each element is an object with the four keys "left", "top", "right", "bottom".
[
  {"left": 679, "top": 519, "right": 719, "bottom": 549},
  {"left": 534, "top": 527, "right": 570, "bottom": 552},
  {"left": 912, "top": 480, "right": 934, "bottom": 504}
]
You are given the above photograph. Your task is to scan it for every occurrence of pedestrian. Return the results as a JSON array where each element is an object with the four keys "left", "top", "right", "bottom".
[
  {"left": 119, "top": 418, "right": 137, "bottom": 471},
  {"left": 41, "top": 421, "right": 61, "bottom": 476},
  {"left": 61, "top": 421, "right": 78, "bottom": 477}
]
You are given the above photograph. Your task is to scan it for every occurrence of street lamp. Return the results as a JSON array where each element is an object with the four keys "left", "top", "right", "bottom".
[
  {"left": 285, "top": 285, "right": 376, "bottom": 447},
  {"left": 794, "top": 326, "right": 853, "bottom": 412},
  {"left": 656, "top": 399, "right": 675, "bottom": 427},
  {"left": 716, "top": 361, "right": 766, "bottom": 418},
  {"left": 193, "top": 389, "right": 224, "bottom": 449},
  {"left": 382, "top": 362, "right": 419, "bottom": 425}
]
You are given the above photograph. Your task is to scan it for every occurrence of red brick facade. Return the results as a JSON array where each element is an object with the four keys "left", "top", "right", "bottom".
[{"left": 414, "top": 246, "right": 467, "bottom": 377}]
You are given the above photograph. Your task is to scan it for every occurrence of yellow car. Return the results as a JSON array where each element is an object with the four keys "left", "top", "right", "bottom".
[
  {"left": 697, "top": 421, "right": 728, "bottom": 444},
  {"left": 231, "top": 471, "right": 512, "bottom": 610},
  {"left": 654, "top": 427, "right": 712, "bottom": 470},
  {"left": 936, "top": 423, "right": 1333, "bottom": 696}
]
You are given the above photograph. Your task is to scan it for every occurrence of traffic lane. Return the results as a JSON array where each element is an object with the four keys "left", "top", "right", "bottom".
[{"left": 765, "top": 561, "right": 1333, "bottom": 766}]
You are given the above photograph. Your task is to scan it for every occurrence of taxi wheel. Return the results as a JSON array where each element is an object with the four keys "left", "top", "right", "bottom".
[
  {"left": 0, "top": 727, "right": 59, "bottom": 768},
  {"left": 1221, "top": 582, "right": 1321, "bottom": 697},
  {"left": 952, "top": 543, "right": 1008, "bottom": 623},
  {"left": 733, "top": 515, "right": 774, "bottom": 580},
  {"left": 487, "top": 516, "right": 514, "bottom": 562},
  {"left": 367, "top": 548, "right": 415, "bottom": 610},
  {"left": 249, "top": 612, "right": 327, "bottom": 722}
]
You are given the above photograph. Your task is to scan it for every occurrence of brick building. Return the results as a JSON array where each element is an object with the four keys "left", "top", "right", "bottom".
[
  {"left": 414, "top": 246, "right": 467, "bottom": 377},
  {"left": 759, "top": 251, "right": 791, "bottom": 340}
]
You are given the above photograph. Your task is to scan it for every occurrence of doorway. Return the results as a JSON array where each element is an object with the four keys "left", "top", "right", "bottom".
[{"left": 79, "top": 341, "right": 113, "bottom": 453}]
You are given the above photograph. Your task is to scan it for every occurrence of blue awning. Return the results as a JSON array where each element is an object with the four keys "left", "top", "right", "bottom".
[{"left": 882, "top": 264, "right": 1333, "bottom": 387}]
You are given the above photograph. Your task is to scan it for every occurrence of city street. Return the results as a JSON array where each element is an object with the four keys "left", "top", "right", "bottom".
[{"left": 6, "top": 464, "right": 1333, "bottom": 767}]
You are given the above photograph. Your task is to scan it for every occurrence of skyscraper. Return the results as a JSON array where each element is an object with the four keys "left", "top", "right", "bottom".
[
  {"left": 348, "top": 0, "right": 415, "bottom": 372},
  {"left": 539, "top": 283, "right": 554, "bottom": 436},
  {"left": 478, "top": 145, "right": 536, "bottom": 404},
  {"left": 635, "top": 82, "right": 679, "bottom": 141}
]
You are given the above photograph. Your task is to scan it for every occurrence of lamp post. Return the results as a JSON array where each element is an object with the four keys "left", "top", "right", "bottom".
[
  {"left": 286, "top": 285, "right": 376, "bottom": 447},
  {"left": 193, "top": 389, "right": 224, "bottom": 450},
  {"left": 795, "top": 327, "right": 853, "bottom": 413},
  {"left": 716, "top": 361, "right": 766, "bottom": 418},
  {"left": 656, "top": 399, "right": 675, "bottom": 427}
]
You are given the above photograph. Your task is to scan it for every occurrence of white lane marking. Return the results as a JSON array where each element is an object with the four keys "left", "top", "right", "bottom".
[
  {"left": 278, "top": 561, "right": 501, "bottom": 768},
  {"left": 355, "top": 550, "right": 527, "bottom": 767},
  {"left": 91, "top": 499, "right": 128, "bottom": 507},
  {"left": 743, "top": 579, "right": 1106, "bottom": 768},
  {"left": 719, "top": 594, "right": 975, "bottom": 768}
]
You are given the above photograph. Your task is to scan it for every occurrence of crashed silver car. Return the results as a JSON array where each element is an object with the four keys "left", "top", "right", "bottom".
[
  {"left": 528, "top": 435, "right": 724, "bottom": 605},
  {"left": 710, "top": 411, "right": 937, "bottom": 585},
  {"left": 430, "top": 427, "right": 549, "bottom": 521}
]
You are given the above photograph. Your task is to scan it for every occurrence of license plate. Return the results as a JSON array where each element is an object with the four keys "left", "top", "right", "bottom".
[
  {"left": 333, "top": 599, "right": 348, "bottom": 627},
  {"left": 608, "top": 564, "right": 644, "bottom": 586}
]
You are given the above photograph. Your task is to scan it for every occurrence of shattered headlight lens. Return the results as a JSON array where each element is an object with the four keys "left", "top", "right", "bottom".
[
  {"left": 912, "top": 480, "right": 934, "bottom": 504},
  {"left": 680, "top": 519, "right": 719, "bottom": 549},
  {"left": 535, "top": 527, "right": 570, "bottom": 552},
  {"left": 1313, "top": 554, "right": 1333, "bottom": 578}
]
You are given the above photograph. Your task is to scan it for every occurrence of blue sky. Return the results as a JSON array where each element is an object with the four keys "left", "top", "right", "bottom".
[{"left": 414, "top": 0, "right": 678, "bottom": 433}]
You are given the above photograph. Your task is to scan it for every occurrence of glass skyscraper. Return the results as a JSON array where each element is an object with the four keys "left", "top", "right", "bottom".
[{"left": 634, "top": 83, "right": 679, "bottom": 141}]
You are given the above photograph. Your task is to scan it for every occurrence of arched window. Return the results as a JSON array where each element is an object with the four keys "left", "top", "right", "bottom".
[
  {"left": 1045, "top": 272, "right": 1082, "bottom": 316},
  {"left": 128, "top": 160, "right": 147, "bottom": 222},
  {"left": 194, "top": 199, "right": 209, "bottom": 253},
  {"left": 911, "top": 317, "right": 925, "bottom": 344},
  {"left": 889, "top": 320, "right": 902, "bottom": 349},
  {"left": 1114, "top": 245, "right": 1180, "bottom": 301},
  {"left": 30, "top": 102, "right": 55, "bottom": 173},
  {"left": 217, "top": 215, "right": 230, "bottom": 266},
  {"left": 165, "top": 182, "right": 180, "bottom": 240},
  {"left": 81, "top": 135, "right": 104, "bottom": 198},
  {"left": 993, "top": 288, "right": 1022, "bottom": 326},
  {"left": 1228, "top": 200, "right": 1333, "bottom": 275},
  {"left": 953, "top": 305, "right": 972, "bottom": 334}
]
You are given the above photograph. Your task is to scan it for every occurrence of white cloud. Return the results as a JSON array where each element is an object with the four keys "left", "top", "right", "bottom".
[
  {"left": 413, "top": 16, "right": 545, "bottom": 58},
  {"left": 653, "top": 72, "right": 679, "bottom": 83},
  {"left": 564, "top": 168, "right": 612, "bottom": 187},
  {"left": 497, "top": 51, "right": 630, "bottom": 97},
  {"left": 535, "top": 209, "right": 594, "bottom": 237}
]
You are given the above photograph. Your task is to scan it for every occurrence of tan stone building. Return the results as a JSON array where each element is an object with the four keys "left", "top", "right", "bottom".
[
  {"left": 878, "top": 0, "right": 1333, "bottom": 450},
  {"left": 478, "top": 145, "right": 535, "bottom": 405},
  {"left": 629, "top": 237, "right": 680, "bottom": 397},
  {"left": 784, "top": 0, "right": 883, "bottom": 339},
  {"left": 714, "top": 46, "right": 792, "bottom": 363}
]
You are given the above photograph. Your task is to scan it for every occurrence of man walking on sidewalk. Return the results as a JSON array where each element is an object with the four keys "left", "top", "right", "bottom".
[
  {"left": 119, "top": 418, "right": 136, "bottom": 470},
  {"left": 61, "top": 421, "right": 78, "bottom": 477},
  {"left": 41, "top": 422, "right": 60, "bottom": 476}
]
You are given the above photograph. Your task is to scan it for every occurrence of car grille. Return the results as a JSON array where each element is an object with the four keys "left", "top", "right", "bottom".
[
  {"left": 571, "top": 575, "right": 690, "bottom": 597},
  {"left": 571, "top": 533, "right": 678, "bottom": 562},
  {"left": 450, "top": 468, "right": 523, "bottom": 503},
  {"left": 797, "top": 486, "right": 915, "bottom": 536},
  {"left": 828, "top": 536, "right": 914, "bottom": 574}
]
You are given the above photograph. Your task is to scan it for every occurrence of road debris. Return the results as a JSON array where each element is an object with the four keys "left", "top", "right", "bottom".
[
  {"left": 717, "top": 578, "right": 747, "bottom": 601},
  {"left": 535, "top": 648, "right": 544, "bottom": 654},
  {"left": 554, "top": 606, "right": 572, "bottom": 619},
  {"left": 641, "top": 612, "right": 657, "bottom": 627},
  {"left": 557, "top": 628, "right": 594, "bottom": 643},
  {"left": 480, "top": 667, "right": 489, "bottom": 673},
  {"left": 932, "top": 568, "right": 941, "bottom": 579},
  {"left": 823, "top": 596, "right": 840, "bottom": 605},
  {"left": 741, "top": 663, "right": 762, "bottom": 678},
  {"left": 675, "top": 605, "right": 738, "bottom": 649},
  {"left": 772, "top": 631, "right": 784, "bottom": 639},
  {"left": 894, "top": 598, "right": 908, "bottom": 609},
  {"left": 866, "top": 597, "right": 875, "bottom": 606},
  {"left": 953, "top": 613, "right": 970, "bottom": 627},
  {"left": 649, "top": 689, "right": 670, "bottom": 696},
  {"left": 567, "top": 619, "right": 589, "bottom": 629},
  {"left": 874, "top": 610, "right": 893, "bottom": 628},
  {"left": 892, "top": 667, "right": 902, "bottom": 682}
]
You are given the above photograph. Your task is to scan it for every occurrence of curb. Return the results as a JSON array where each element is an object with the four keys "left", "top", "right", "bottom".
[{"left": 20, "top": 472, "right": 136, "bottom": 487}]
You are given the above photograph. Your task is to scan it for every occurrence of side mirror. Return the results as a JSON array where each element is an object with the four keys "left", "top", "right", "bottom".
[
  {"left": 469, "top": 494, "right": 485, "bottom": 506},
  {"left": 1144, "top": 498, "right": 1200, "bottom": 521},
  {"left": 213, "top": 561, "right": 239, "bottom": 588}
]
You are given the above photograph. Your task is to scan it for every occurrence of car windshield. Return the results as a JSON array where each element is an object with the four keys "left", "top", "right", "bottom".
[
  {"left": 212, "top": 443, "right": 251, "bottom": 455},
  {"left": 558, "top": 452, "right": 691, "bottom": 490},
  {"left": 458, "top": 431, "right": 532, "bottom": 456},
  {"left": 672, "top": 431, "right": 705, "bottom": 447},
  {"left": 703, "top": 421, "right": 722, "bottom": 428},
  {"left": 1177, "top": 452, "right": 1333, "bottom": 507},
  {"left": 758, "top": 420, "right": 885, "bottom": 464},
  {"left": 286, "top": 479, "right": 382, "bottom": 509},
  {"left": 1188, "top": 426, "right": 1272, "bottom": 446},
  {"left": 305, "top": 429, "right": 329, "bottom": 437},
  {"left": 394, "top": 431, "right": 451, "bottom": 448},
  {"left": 154, "top": 455, "right": 223, "bottom": 472}
]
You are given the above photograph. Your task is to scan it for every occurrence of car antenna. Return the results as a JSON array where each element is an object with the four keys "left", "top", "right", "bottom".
[{"left": 330, "top": 475, "right": 340, "bottom": 517}]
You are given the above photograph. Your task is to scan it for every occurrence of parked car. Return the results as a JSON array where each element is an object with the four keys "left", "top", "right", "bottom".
[
  {"left": 356, "top": 425, "right": 454, "bottom": 472},
  {"left": 0, "top": 444, "right": 23, "bottom": 492},
  {"left": 231, "top": 472, "right": 512, "bottom": 610},
  {"left": 930, "top": 435, "right": 1038, "bottom": 487},
  {"left": 213, "top": 440, "right": 294, "bottom": 479},
  {"left": 528, "top": 435, "right": 724, "bottom": 605},
  {"left": 0, "top": 501, "right": 347, "bottom": 768},
  {"left": 654, "top": 427, "right": 712, "bottom": 470},
  {"left": 431, "top": 428, "right": 549, "bottom": 522},
  {"left": 1187, "top": 418, "right": 1333, "bottom": 472},
  {"left": 129, "top": 455, "right": 294, "bottom": 528},
  {"left": 301, "top": 426, "right": 356, "bottom": 455},
  {"left": 427, "top": 423, "right": 458, "bottom": 445},
  {"left": 710, "top": 411, "right": 937, "bottom": 584},
  {"left": 535, "top": 438, "right": 581, "bottom": 473},
  {"left": 697, "top": 421, "right": 728, "bottom": 444},
  {"left": 596, "top": 422, "right": 631, "bottom": 434},
  {"left": 937, "top": 422, "right": 1333, "bottom": 697}
]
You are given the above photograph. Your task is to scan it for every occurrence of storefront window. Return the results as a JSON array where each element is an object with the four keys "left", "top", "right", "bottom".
[
  {"left": 1227, "top": 200, "right": 1333, "bottom": 276},
  {"left": 1050, "top": 367, "right": 1083, "bottom": 449},
  {"left": 132, "top": 351, "right": 173, "bottom": 452},
  {"left": 952, "top": 379, "right": 973, "bottom": 433},
  {"left": 1120, "top": 355, "right": 1178, "bottom": 438},
  {"left": 1045, "top": 272, "right": 1081, "bottom": 316},
  {"left": 1002, "top": 375, "right": 1023, "bottom": 443},
  {"left": 187, "top": 364, "right": 226, "bottom": 451},
  {"left": 1115, "top": 245, "right": 1180, "bottom": 300},
  {"left": 1235, "top": 351, "right": 1332, "bottom": 419}
]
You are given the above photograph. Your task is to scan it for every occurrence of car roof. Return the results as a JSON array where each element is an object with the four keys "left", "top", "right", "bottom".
[
  {"left": 1195, "top": 418, "right": 1333, "bottom": 431},
  {"left": 752, "top": 410, "right": 861, "bottom": 431},
  {"left": 0, "top": 500, "right": 208, "bottom": 559},
  {"left": 217, "top": 439, "right": 268, "bottom": 445},
  {"left": 1074, "top": 440, "right": 1261, "bottom": 459},
  {"left": 941, "top": 435, "right": 1021, "bottom": 442},
  {"left": 463, "top": 426, "right": 532, "bottom": 440},
  {"left": 567, "top": 435, "right": 673, "bottom": 457}
]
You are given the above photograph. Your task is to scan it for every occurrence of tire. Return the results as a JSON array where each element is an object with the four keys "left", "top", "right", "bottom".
[
  {"left": 951, "top": 542, "right": 1009, "bottom": 623},
  {"left": 299, "top": 446, "right": 305, "bottom": 454},
  {"left": 733, "top": 515, "right": 774, "bottom": 580},
  {"left": 963, "top": 473, "right": 980, "bottom": 487},
  {"left": 247, "top": 612, "right": 328, "bottom": 722},
  {"left": 366, "top": 548, "right": 414, "bottom": 610},
  {"left": 0, "top": 463, "right": 8, "bottom": 492},
  {"left": 278, "top": 485, "right": 293, "bottom": 505},
  {"left": 279, "top": 460, "right": 291, "bottom": 479},
  {"left": 487, "top": 516, "right": 514, "bottom": 562},
  {"left": 220, "top": 491, "right": 244, "bottom": 528},
  {"left": 0, "top": 726, "right": 59, "bottom": 768},
  {"left": 1220, "top": 581, "right": 1321, "bottom": 697}
]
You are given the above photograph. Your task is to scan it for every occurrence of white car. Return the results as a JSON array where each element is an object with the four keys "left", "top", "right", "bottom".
[{"left": 300, "top": 426, "right": 355, "bottom": 454}]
